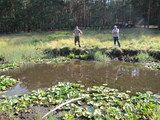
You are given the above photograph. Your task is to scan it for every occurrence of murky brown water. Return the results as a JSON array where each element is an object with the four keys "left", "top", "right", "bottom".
[{"left": 0, "top": 61, "right": 160, "bottom": 96}]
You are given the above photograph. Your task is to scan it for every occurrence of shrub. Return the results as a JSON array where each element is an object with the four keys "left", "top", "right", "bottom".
[
  {"left": 136, "top": 52, "right": 154, "bottom": 62},
  {"left": 94, "top": 51, "right": 110, "bottom": 61}
]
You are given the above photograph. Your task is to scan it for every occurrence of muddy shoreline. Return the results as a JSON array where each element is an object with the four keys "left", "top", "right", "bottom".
[
  {"left": 0, "top": 47, "right": 160, "bottom": 69},
  {"left": 43, "top": 47, "right": 160, "bottom": 62}
]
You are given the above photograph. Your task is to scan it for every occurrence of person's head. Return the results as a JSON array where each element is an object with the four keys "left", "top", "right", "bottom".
[
  {"left": 76, "top": 26, "right": 78, "bottom": 29},
  {"left": 114, "top": 25, "right": 118, "bottom": 29}
]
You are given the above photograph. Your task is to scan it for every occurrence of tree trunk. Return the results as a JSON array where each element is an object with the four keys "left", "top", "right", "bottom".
[
  {"left": 147, "top": 0, "right": 151, "bottom": 28},
  {"left": 83, "top": 0, "right": 86, "bottom": 27},
  {"left": 158, "top": 14, "right": 160, "bottom": 29},
  {"left": 158, "top": 1, "right": 160, "bottom": 29}
]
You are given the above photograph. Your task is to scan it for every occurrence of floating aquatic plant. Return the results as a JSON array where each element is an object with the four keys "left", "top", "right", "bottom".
[
  {"left": 0, "top": 75, "right": 17, "bottom": 91},
  {"left": 0, "top": 82, "right": 159, "bottom": 120}
]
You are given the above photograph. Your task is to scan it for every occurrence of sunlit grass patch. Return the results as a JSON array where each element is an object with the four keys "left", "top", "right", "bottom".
[
  {"left": 0, "top": 28, "right": 160, "bottom": 65},
  {"left": 47, "top": 29, "right": 160, "bottom": 51},
  {"left": 48, "top": 38, "right": 75, "bottom": 48},
  {"left": 136, "top": 53, "right": 154, "bottom": 62},
  {"left": 94, "top": 51, "right": 110, "bottom": 61},
  {"left": 0, "top": 40, "right": 8, "bottom": 47},
  {"left": 48, "top": 37, "right": 114, "bottom": 49},
  {"left": 0, "top": 44, "right": 43, "bottom": 63}
]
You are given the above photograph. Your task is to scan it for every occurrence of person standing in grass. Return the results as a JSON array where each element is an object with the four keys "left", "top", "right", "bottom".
[
  {"left": 112, "top": 25, "right": 121, "bottom": 47},
  {"left": 73, "top": 26, "right": 83, "bottom": 47}
]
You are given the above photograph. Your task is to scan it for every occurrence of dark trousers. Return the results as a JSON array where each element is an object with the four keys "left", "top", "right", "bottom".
[
  {"left": 75, "top": 36, "right": 81, "bottom": 47},
  {"left": 113, "top": 37, "right": 121, "bottom": 47}
]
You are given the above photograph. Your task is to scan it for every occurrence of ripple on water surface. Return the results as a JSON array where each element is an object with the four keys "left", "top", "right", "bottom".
[{"left": 0, "top": 61, "right": 160, "bottom": 96}]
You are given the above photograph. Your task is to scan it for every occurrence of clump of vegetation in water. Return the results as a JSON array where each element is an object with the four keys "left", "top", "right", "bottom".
[
  {"left": 0, "top": 75, "right": 17, "bottom": 91},
  {"left": 145, "top": 62, "right": 160, "bottom": 70},
  {"left": 68, "top": 51, "right": 110, "bottom": 61},
  {"left": 68, "top": 52, "right": 92, "bottom": 60},
  {"left": 94, "top": 51, "right": 110, "bottom": 61},
  {"left": 136, "top": 52, "right": 155, "bottom": 62},
  {"left": 0, "top": 63, "right": 18, "bottom": 71},
  {"left": 0, "top": 82, "right": 159, "bottom": 120}
]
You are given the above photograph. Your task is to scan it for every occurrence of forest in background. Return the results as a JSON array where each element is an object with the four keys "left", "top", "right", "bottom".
[{"left": 0, "top": 0, "right": 160, "bottom": 33}]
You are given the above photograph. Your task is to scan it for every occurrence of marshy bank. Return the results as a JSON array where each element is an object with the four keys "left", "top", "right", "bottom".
[
  {"left": 43, "top": 46, "right": 160, "bottom": 62},
  {"left": 0, "top": 46, "right": 160, "bottom": 71},
  {"left": 1, "top": 29, "right": 160, "bottom": 71},
  {"left": 0, "top": 29, "right": 160, "bottom": 119},
  {"left": 43, "top": 47, "right": 160, "bottom": 70}
]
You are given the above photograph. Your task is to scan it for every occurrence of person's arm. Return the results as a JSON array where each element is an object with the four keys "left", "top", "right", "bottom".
[
  {"left": 112, "top": 30, "right": 114, "bottom": 34},
  {"left": 112, "top": 30, "right": 116, "bottom": 36},
  {"left": 73, "top": 30, "right": 75, "bottom": 36},
  {"left": 79, "top": 29, "right": 83, "bottom": 35},
  {"left": 81, "top": 30, "right": 83, "bottom": 34},
  {"left": 117, "top": 29, "right": 119, "bottom": 34},
  {"left": 117, "top": 29, "right": 120, "bottom": 38}
]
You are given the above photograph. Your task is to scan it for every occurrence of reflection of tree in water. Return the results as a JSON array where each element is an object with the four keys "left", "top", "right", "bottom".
[
  {"left": 131, "top": 68, "right": 140, "bottom": 77},
  {"left": 115, "top": 65, "right": 124, "bottom": 81},
  {"left": 4, "top": 61, "right": 160, "bottom": 94},
  {"left": 94, "top": 62, "right": 109, "bottom": 70},
  {"left": 69, "top": 61, "right": 83, "bottom": 81},
  {"left": 115, "top": 65, "right": 140, "bottom": 80}
]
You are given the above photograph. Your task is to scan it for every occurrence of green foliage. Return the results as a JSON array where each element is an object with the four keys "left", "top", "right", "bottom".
[
  {"left": 94, "top": 51, "right": 110, "bottom": 61},
  {"left": 63, "top": 112, "right": 74, "bottom": 120},
  {"left": 68, "top": 52, "right": 94, "bottom": 60},
  {"left": 0, "top": 75, "right": 17, "bottom": 91},
  {"left": 0, "top": 0, "right": 159, "bottom": 33},
  {"left": 68, "top": 51, "right": 110, "bottom": 61},
  {"left": 146, "top": 63, "right": 160, "bottom": 70},
  {"left": 68, "top": 53, "right": 76, "bottom": 59},
  {"left": 136, "top": 52, "right": 154, "bottom": 62},
  {"left": 152, "top": 108, "right": 160, "bottom": 120},
  {"left": 46, "top": 115, "right": 57, "bottom": 120},
  {"left": 0, "top": 63, "right": 18, "bottom": 71},
  {"left": 35, "top": 113, "right": 42, "bottom": 120},
  {"left": 0, "top": 83, "right": 159, "bottom": 120},
  {"left": 0, "top": 45, "right": 43, "bottom": 63},
  {"left": 82, "top": 51, "right": 95, "bottom": 60},
  {"left": 0, "top": 83, "right": 84, "bottom": 113},
  {"left": 47, "top": 32, "right": 71, "bottom": 41}
]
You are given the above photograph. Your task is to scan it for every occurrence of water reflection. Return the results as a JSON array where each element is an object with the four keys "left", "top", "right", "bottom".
[
  {"left": 0, "top": 61, "right": 160, "bottom": 96},
  {"left": 131, "top": 69, "right": 140, "bottom": 77}
]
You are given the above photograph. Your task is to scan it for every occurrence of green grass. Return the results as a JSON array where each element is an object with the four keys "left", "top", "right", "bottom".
[
  {"left": 136, "top": 52, "right": 155, "bottom": 62},
  {"left": 0, "top": 28, "right": 160, "bottom": 65},
  {"left": 46, "top": 115, "right": 57, "bottom": 120},
  {"left": 47, "top": 28, "right": 160, "bottom": 51},
  {"left": 94, "top": 51, "right": 110, "bottom": 61},
  {"left": 0, "top": 44, "right": 43, "bottom": 63}
]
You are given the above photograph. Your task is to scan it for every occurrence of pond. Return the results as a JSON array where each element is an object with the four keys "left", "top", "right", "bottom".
[{"left": 0, "top": 61, "right": 160, "bottom": 96}]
